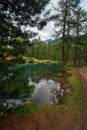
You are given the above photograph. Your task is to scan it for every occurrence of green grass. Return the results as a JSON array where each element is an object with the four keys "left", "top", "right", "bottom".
[
  {"left": 58, "top": 72, "right": 85, "bottom": 116},
  {"left": 6, "top": 55, "right": 60, "bottom": 65}
]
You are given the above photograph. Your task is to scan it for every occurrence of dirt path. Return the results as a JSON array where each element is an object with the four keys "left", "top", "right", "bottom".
[
  {"left": 79, "top": 67, "right": 87, "bottom": 80},
  {"left": 64, "top": 66, "right": 87, "bottom": 130},
  {"left": 69, "top": 66, "right": 87, "bottom": 130},
  {"left": 0, "top": 67, "right": 87, "bottom": 130},
  {"left": 78, "top": 67, "right": 87, "bottom": 130}
]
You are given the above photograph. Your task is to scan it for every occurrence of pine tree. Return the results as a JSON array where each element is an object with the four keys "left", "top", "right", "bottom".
[
  {"left": 72, "top": 7, "right": 87, "bottom": 66},
  {"left": 51, "top": 0, "right": 80, "bottom": 69}
]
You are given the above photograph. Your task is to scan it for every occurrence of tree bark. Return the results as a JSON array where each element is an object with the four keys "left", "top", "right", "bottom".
[
  {"left": 74, "top": 15, "right": 79, "bottom": 66},
  {"left": 62, "top": 0, "right": 68, "bottom": 69}
]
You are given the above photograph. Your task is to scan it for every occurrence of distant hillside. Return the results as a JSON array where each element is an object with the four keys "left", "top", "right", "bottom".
[
  {"left": 44, "top": 38, "right": 61, "bottom": 45},
  {"left": 44, "top": 39, "right": 52, "bottom": 43},
  {"left": 50, "top": 38, "right": 62, "bottom": 45}
]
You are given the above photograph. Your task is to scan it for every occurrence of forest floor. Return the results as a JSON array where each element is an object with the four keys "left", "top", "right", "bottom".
[{"left": 0, "top": 66, "right": 87, "bottom": 130}]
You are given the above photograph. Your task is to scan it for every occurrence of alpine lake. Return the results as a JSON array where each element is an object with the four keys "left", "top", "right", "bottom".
[{"left": 0, "top": 63, "right": 70, "bottom": 110}]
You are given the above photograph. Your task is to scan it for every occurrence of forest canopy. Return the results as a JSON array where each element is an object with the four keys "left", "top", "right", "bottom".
[{"left": 0, "top": 0, "right": 87, "bottom": 68}]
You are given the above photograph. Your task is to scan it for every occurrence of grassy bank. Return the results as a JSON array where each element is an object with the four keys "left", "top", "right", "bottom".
[
  {"left": 14, "top": 68, "right": 84, "bottom": 114},
  {"left": 0, "top": 68, "right": 84, "bottom": 118},
  {"left": 58, "top": 68, "right": 85, "bottom": 119}
]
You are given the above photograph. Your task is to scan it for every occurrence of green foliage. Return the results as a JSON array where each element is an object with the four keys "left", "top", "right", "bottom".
[
  {"left": 0, "top": 102, "right": 8, "bottom": 117},
  {"left": 29, "top": 41, "right": 61, "bottom": 61},
  {"left": 0, "top": 0, "right": 50, "bottom": 67},
  {"left": 29, "top": 58, "right": 35, "bottom": 63},
  {"left": 0, "top": 68, "right": 35, "bottom": 99}
]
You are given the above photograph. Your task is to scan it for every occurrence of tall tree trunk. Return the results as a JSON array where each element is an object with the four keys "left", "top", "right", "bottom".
[
  {"left": 74, "top": 40, "right": 78, "bottom": 66},
  {"left": 65, "top": 43, "right": 69, "bottom": 65},
  {"left": 78, "top": 48, "right": 81, "bottom": 66},
  {"left": 74, "top": 17, "right": 79, "bottom": 66},
  {"left": 62, "top": 0, "right": 68, "bottom": 69},
  {"left": 65, "top": 23, "right": 70, "bottom": 65},
  {"left": 62, "top": 38, "right": 65, "bottom": 69}
]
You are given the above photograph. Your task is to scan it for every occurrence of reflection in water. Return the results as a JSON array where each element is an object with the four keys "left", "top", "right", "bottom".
[
  {"left": 0, "top": 64, "right": 62, "bottom": 108},
  {"left": 0, "top": 68, "right": 35, "bottom": 99},
  {"left": 30, "top": 79, "right": 61, "bottom": 105}
]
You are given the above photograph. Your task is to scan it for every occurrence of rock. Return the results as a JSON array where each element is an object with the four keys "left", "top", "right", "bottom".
[
  {"left": 65, "top": 88, "right": 70, "bottom": 94},
  {"left": 60, "top": 92, "right": 63, "bottom": 96},
  {"left": 60, "top": 88, "right": 64, "bottom": 93},
  {"left": 64, "top": 84, "right": 70, "bottom": 88},
  {"left": 54, "top": 98, "right": 59, "bottom": 104}
]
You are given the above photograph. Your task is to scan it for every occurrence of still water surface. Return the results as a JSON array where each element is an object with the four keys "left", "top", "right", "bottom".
[{"left": 0, "top": 64, "right": 62, "bottom": 108}]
